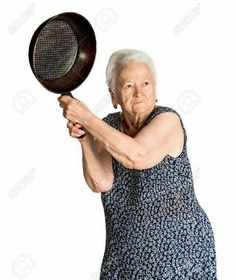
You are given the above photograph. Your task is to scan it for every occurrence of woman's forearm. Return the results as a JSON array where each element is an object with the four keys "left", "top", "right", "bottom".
[
  {"left": 80, "top": 134, "right": 113, "bottom": 192},
  {"left": 83, "top": 115, "right": 144, "bottom": 169}
]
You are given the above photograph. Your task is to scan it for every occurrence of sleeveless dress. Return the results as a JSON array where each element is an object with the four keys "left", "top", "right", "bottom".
[{"left": 99, "top": 105, "right": 217, "bottom": 280}]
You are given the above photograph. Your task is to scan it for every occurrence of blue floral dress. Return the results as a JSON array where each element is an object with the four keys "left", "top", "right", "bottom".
[{"left": 99, "top": 105, "right": 217, "bottom": 279}]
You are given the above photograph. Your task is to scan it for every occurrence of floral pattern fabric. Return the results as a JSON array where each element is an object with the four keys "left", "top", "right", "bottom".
[{"left": 99, "top": 105, "right": 217, "bottom": 279}]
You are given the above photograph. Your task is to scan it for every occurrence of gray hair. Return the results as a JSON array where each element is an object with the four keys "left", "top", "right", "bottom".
[{"left": 105, "top": 49, "right": 157, "bottom": 93}]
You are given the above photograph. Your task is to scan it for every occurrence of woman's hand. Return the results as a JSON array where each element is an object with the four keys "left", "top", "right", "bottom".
[
  {"left": 67, "top": 121, "right": 86, "bottom": 139},
  {"left": 58, "top": 95, "right": 93, "bottom": 126}
]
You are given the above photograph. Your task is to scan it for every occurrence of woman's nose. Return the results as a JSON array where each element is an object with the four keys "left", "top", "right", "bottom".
[{"left": 134, "top": 85, "right": 143, "bottom": 96}]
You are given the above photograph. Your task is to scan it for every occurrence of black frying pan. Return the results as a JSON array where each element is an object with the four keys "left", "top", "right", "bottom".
[{"left": 29, "top": 12, "right": 96, "bottom": 138}]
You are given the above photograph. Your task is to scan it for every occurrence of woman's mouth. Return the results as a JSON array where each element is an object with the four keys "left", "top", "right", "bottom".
[{"left": 133, "top": 100, "right": 144, "bottom": 104}]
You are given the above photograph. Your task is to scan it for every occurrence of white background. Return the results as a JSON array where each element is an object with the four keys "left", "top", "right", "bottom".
[{"left": 0, "top": 0, "right": 235, "bottom": 279}]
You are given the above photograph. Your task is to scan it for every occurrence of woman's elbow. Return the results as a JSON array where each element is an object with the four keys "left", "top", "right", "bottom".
[
  {"left": 93, "top": 178, "right": 114, "bottom": 193},
  {"left": 121, "top": 158, "right": 135, "bottom": 169},
  {"left": 129, "top": 146, "right": 146, "bottom": 170}
]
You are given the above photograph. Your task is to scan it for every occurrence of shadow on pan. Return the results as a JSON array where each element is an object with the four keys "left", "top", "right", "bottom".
[{"left": 29, "top": 12, "right": 97, "bottom": 138}]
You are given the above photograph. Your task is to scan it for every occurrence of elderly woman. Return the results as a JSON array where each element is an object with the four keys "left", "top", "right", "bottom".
[{"left": 58, "top": 49, "right": 217, "bottom": 279}]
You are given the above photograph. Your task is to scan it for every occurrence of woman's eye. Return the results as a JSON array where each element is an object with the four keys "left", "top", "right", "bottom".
[
  {"left": 125, "top": 84, "right": 133, "bottom": 89},
  {"left": 144, "top": 81, "right": 150, "bottom": 86}
]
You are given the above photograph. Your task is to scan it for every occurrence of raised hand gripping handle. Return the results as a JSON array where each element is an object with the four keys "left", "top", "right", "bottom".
[{"left": 62, "top": 92, "right": 86, "bottom": 139}]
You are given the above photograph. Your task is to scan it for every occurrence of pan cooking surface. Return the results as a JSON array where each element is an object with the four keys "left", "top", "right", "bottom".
[{"left": 34, "top": 20, "right": 78, "bottom": 80}]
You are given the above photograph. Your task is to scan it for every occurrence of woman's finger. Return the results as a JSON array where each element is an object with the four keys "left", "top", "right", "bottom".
[
  {"left": 66, "top": 121, "right": 86, "bottom": 139},
  {"left": 75, "top": 123, "right": 82, "bottom": 128},
  {"left": 67, "top": 121, "right": 82, "bottom": 129},
  {"left": 70, "top": 126, "right": 85, "bottom": 135},
  {"left": 67, "top": 122, "right": 73, "bottom": 129},
  {"left": 70, "top": 130, "right": 85, "bottom": 138}
]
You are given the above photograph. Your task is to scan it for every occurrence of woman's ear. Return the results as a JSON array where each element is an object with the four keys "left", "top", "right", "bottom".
[
  {"left": 108, "top": 88, "right": 118, "bottom": 109},
  {"left": 108, "top": 88, "right": 115, "bottom": 97}
]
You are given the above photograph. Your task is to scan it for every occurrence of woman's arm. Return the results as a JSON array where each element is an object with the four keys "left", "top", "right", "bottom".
[
  {"left": 58, "top": 96, "right": 143, "bottom": 169},
  {"left": 66, "top": 121, "right": 113, "bottom": 193},
  {"left": 58, "top": 96, "right": 180, "bottom": 170},
  {"left": 84, "top": 115, "right": 144, "bottom": 169},
  {"left": 80, "top": 134, "right": 114, "bottom": 193},
  {"left": 83, "top": 113, "right": 182, "bottom": 170}
]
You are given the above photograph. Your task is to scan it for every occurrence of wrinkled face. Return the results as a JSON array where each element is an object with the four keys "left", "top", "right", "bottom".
[{"left": 112, "top": 62, "right": 157, "bottom": 114}]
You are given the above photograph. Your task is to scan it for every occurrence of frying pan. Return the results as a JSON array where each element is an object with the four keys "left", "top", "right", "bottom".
[{"left": 29, "top": 12, "right": 96, "bottom": 138}]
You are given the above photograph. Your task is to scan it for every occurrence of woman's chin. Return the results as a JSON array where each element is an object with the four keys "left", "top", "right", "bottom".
[{"left": 132, "top": 103, "right": 147, "bottom": 112}]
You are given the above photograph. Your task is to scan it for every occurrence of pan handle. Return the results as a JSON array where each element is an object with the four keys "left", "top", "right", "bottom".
[
  {"left": 61, "top": 92, "right": 86, "bottom": 139},
  {"left": 62, "top": 92, "right": 74, "bottom": 98}
]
